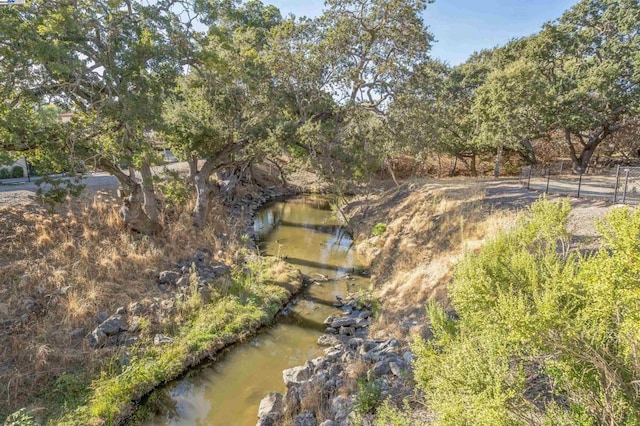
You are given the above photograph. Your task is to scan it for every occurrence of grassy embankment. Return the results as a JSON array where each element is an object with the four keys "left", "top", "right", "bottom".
[{"left": 0, "top": 191, "right": 301, "bottom": 425}]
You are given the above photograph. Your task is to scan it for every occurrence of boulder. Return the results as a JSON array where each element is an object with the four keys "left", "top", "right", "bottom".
[
  {"left": 331, "top": 317, "right": 356, "bottom": 328},
  {"left": 283, "top": 365, "right": 311, "bottom": 387},
  {"left": 258, "top": 392, "right": 283, "bottom": 419},
  {"left": 87, "top": 328, "right": 107, "bottom": 348},
  {"left": 96, "top": 315, "right": 128, "bottom": 336},
  {"left": 318, "top": 335, "right": 340, "bottom": 347},
  {"left": 158, "top": 270, "right": 180, "bottom": 285},
  {"left": 293, "top": 410, "right": 316, "bottom": 426}
]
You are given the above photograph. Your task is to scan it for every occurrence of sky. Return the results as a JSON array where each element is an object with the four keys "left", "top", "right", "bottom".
[{"left": 267, "top": 0, "right": 579, "bottom": 65}]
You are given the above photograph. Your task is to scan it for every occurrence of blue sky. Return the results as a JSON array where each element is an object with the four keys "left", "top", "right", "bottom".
[{"left": 267, "top": 0, "right": 579, "bottom": 65}]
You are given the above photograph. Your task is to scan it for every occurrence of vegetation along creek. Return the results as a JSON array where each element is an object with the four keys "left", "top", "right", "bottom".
[{"left": 142, "top": 197, "right": 369, "bottom": 425}]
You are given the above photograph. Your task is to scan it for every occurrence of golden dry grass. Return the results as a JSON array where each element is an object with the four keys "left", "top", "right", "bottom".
[
  {"left": 0, "top": 191, "right": 239, "bottom": 415},
  {"left": 346, "top": 179, "right": 520, "bottom": 338}
]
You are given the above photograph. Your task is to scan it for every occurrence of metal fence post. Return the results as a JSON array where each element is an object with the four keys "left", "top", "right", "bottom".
[
  {"left": 577, "top": 172, "right": 583, "bottom": 198},
  {"left": 545, "top": 168, "right": 551, "bottom": 194},
  {"left": 623, "top": 169, "right": 630, "bottom": 204},
  {"left": 527, "top": 166, "right": 532, "bottom": 190},
  {"left": 614, "top": 164, "right": 621, "bottom": 203}
]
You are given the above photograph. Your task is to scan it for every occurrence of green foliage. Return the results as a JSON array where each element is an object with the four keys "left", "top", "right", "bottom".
[
  {"left": 35, "top": 176, "right": 85, "bottom": 210},
  {"left": 0, "top": 168, "right": 10, "bottom": 180},
  {"left": 413, "top": 198, "right": 640, "bottom": 424},
  {"left": 355, "top": 377, "right": 383, "bottom": 415},
  {"left": 3, "top": 408, "right": 38, "bottom": 426},
  {"left": 10, "top": 165, "right": 24, "bottom": 178},
  {"left": 374, "top": 399, "right": 414, "bottom": 426},
  {"left": 54, "top": 258, "right": 294, "bottom": 424},
  {"left": 371, "top": 222, "right": 387, "bottom": 236}
]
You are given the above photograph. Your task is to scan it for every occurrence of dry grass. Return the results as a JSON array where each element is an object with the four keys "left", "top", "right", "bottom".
[
  {"left": 0, "top": 191, "right": 240, "bottom": 417},
  {"left": 346, "top": 179, "right": 520, "bottom": 338}
]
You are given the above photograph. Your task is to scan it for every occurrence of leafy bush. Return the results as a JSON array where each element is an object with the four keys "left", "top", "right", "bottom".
[
  {"left": 11, "top": 165, "right": 24, "bottom": 178},
  {"left": 0, "top": 168, "right": 11, "bottom": 179},
  {"left": 355, "top": 377, "right": 383, "bottom": 414},
  {"left": 371, "top": 222, "right": 387, "bottom": 236},
  {"left": 413, "top": 198, "right": 640, "bottom": 425}
]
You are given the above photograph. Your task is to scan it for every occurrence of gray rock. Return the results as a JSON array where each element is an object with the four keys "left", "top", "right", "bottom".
[
  {"left": 403, "top": 351, "right": 414, "bottom": 364},
  {"left": 338, "top": 326, "right": 354, "bottom": 336},
  {"left": 70, "top": 328, "right": 84, "bottom": 338},
  {"left": 324, "top": 327, "right": 338, "bottom": 334},
  {"left": 389, "top": 361, "right": 404, "bottom": 377},
  {"left": 319, "top": 421, "right": 335, "bottom": 426},
  {"left": 323, "top": 315, "right": 337, "bottom": 326},
  {"left": 157, "top": 283, "right": 169, "bottom": 292},
  {"left": 87, "top": 328, "right": 107, "bottom": 348},
  {"left": 115, "top": 306, "right": 126, "bottom": 315},
  {"left": 257, "top": 392, "right": 283, "bottom": 419},
  {"left": 158, "top": 270, "right": 180, "bottom": 285},
  {"left": 348, "top": 338, "right": 364, "bottom": 349},
  {"left": 293, "top": 410, "right": 316, "bottom": 426},
  {"left": 97, "top": 315, "right": 128, "bottom": 336},
  {"left": 371, "top": 360, "right": 391, "bottom": 377},
  {"left": 96, "top": 311, "right": 109, "bottom": 323},
  {"left": 153, "top": 334, "right": 174, "bottom": 345},
  {"left": 283, "top": 365, "right": 311, "bottom": 387},
  {"left": 331, "top": 317, "right": 356, "bottom": 328},
  {"left": 353, "top": 318, "right": 369, "bottom": 329},
  {"left": 318, "top": 335, "right": 340, "bottom": 347}
]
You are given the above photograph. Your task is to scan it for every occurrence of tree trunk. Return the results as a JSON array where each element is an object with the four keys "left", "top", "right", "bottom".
[
  {"left": 385, "top": 157, "right": 400, "bottom": 186},
  {"left": 494, "top": 143, "right": 503, "bottom": 179},
  {"left": 469, "top": 154, "right": 477, "bottom": 177},
  {"left": 192, "top": 174, "right": 211, "bottom": 228},
  {"left": 519, "top": 139, "right": 537, "bottom": 164},
  {"left": 119, "top": 183, "right": 161, "bottom": 234},
  {"left": 139, "top": 161, "right": 161, "bottom": 232}
]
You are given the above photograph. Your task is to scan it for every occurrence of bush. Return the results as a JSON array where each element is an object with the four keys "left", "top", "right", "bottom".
[
  {"left": 413, "top": 198, "right": 640, "bottom": 425},
  {"left": 0, "top": 168, "right": 11, "bottom": 179},
  {"left": 355, "top": 377, "right": 383, "bottom": 415},
  {"left": 371, "top": 222, "right": 387, "bottom": 236},
  {"left": 11, "top": 165, "right": 24, "bottom": 178}
]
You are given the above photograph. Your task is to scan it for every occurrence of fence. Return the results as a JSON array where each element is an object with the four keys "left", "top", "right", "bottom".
[{"left": 519, "top": 163, "right": 640, "bottom": 204}]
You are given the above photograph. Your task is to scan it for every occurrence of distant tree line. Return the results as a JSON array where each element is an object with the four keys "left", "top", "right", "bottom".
[{"left": 0, "top": 0, "right": 638, "bottom": 231}]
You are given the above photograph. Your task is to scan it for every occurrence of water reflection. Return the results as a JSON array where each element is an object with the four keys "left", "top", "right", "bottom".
[{"left": 143, "top": 197, "right": 369, "bottom": 426}]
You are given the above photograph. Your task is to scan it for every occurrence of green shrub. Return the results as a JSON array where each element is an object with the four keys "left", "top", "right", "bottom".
[
  {"left": 11, "top": 165, "right": 24, "bottom": 178},
  {"left": 374, "top": 399, "right": 414, "bottom": 426},
  {"left": 371, "top": 222, "right": 387, "bottom": 236},
  {"left": 355, "top": 377, "right": 383, "bottom": 414},
  {"left": 0, "top": 168, "right": 11, "bottom": 179},
  {"left": 413, "top": 198, "right": 640, "bottom": 425}
]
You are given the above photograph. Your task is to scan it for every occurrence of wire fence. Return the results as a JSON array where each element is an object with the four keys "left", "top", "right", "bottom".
[{"left": 519, "top": 163, "right": 640, "bottom": 204}]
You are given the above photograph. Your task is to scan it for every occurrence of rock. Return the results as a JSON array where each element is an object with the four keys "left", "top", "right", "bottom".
[
  {"left": 70, "top": 328, "right": 84, "bottom": 339},
  {"left": 338, "top": 326, "right": 354, "bottom": 336},
  {"left": 157, "top": 283, "right": 169, "bottom": 292},
  {"left": 389, "top": 361, "right": 404, "bottom": 377},
  {"left": 331, "top": 317, "right": 356, "bottom": 328},
  {"left": 323, "top": 315, "right": 337, "bottom": 326},
  {"left": 97, "top": 315, "right": 128, "bottom": 336},
  {"left": 153, "top": 334, "right": 174, "bottom": 345},
  {"left": 369, "top": 360, "right": 391, "bottom": 379},
  {"left": 129, "top": 301, "right": 145, "bottom": 315},
  {"left": 317, "top": 335, "right": 340, "bottom": 347},
  {"left": 324, "top": 327, "right": 338, "bottom": 334},
  {"left": 87, "top": 328, "right": 107, "bottom": 348},
  {"left": 293, "top": 410, "right": 316, "bottom": 426},
  {"left": 258, "top": 392, "right": 283, "bottom": 420},
  {"left": 158, "top": 270, "right": 180, "bottom": 285},
  {"left": 348, "top": 338, "right": 363, "bottom": 349},
  {"left": 403, "top": 351, "right": 414, "bottom": 364},
  {"left": 358, "top": 310, "right": 371, "bottom": 319},
  {"left": 283, "top": 365, "right": 311, "bottom": 387},
  {"left": 96, "top": 311, "right": 109, "bottom": 323},
  {"left": 353, "top": 318, "right": 368, "bottom": 329},
  {"left": 115, "top": 306, "right": 126, "bottom": 315}
]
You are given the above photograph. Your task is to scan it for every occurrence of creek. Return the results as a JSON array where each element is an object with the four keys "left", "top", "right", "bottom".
[{"left": 143, "top": 196, "right": 369, "bottom": 425}]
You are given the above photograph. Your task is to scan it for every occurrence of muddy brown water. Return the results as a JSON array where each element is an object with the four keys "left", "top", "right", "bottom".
[{"left": 142, "top": 196, "right": 370, "bottom": 426}]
